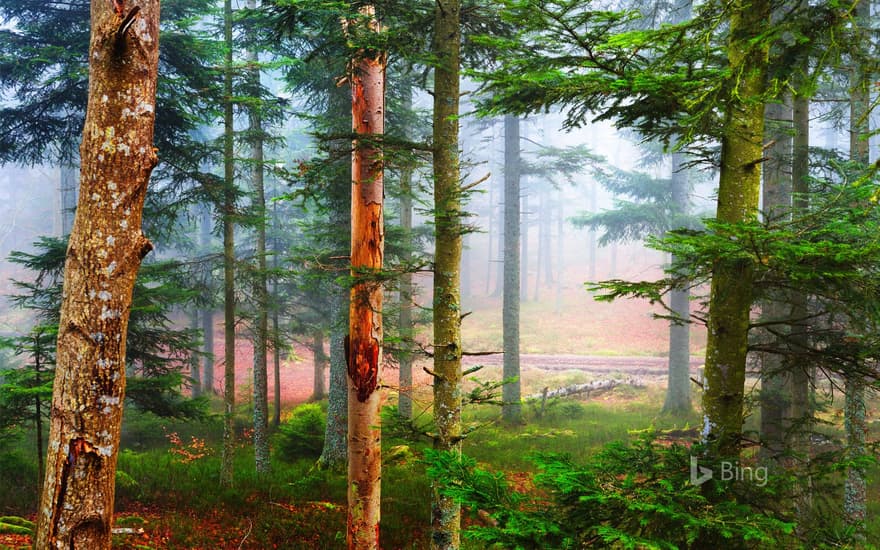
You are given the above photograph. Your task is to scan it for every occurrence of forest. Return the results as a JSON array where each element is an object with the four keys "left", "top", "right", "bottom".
[{"left": 0, "top": 0, "right": 879, "bottom": 548}]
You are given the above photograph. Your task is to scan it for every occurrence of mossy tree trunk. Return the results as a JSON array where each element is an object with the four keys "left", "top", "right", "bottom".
[
  {"left": 346, "top": 7, "right": 385, "bottom": 548},
  {"left": 700, "top": 0, "right": 770, "bottom": 459},
  {"left": 431, "top": 0, "right": 463, "bottom": 547},
  {"left": 34, "top": 0, "right": 160, "bottom": 545},
  {"left": 220, "top": 0, "right": 236, "bottom": 488},
  {"left": 502, "top": 115, "right": 522, "bottom": 425},
  {"left": 312, "top": 329, "right": 327, "bottom": 400}
]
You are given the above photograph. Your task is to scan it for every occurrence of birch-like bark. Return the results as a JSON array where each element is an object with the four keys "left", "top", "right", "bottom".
[{"left": 35, "top": 0, "right": 160, "bottom": 545}]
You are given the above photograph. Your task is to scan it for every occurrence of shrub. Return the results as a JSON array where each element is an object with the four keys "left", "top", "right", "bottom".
[
  {"left": 426, "top": 433, "right": 796, "bottom": 549},
  {"left": 276, "top": 403, "right": 326, "bottom": 460}
]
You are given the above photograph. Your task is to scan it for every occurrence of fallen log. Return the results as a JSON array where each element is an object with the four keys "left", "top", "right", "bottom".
[{"left": 527, "top": 377, "right": 644, "bottom": 402}]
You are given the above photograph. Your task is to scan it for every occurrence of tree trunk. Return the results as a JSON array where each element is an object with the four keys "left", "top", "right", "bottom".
[
  {"left": 190, "top": 310, "right": 201, "bottom": 396},
  {"left": 34, "top": 0, "right": 160, "bottom": 545},
  {"left": 502, "top": 115, "right": 522, "bottom": 425},
  {"left": 431, "top": 1, "right": 463, "bottom": 547},
  {"left": 700, "top": 0, "right": 770, "bottom": 459},
  {"left": 312, "top": 329, "right": 327, "bottom": 400},
  {"left": 758, "top": 98, "right": 793, "bottom": 461},
  {"left": 588, "top": 183, "right": 597, "bottom": 281},
  {"left": 272, "top": 210, "right": 282, "bottom": 428},
  {"left": 246, "top": 0, "right": 270, "bottom": 475},
  {"left": 318, "top": 85, "right": 351, "bottom": 471},
  {"left": 844, "top": 3, "right": 869, "bottom": 533},
  {"left": 554, "top": 201, "right": 564, "bottom": 314},
  {"left": 200, "top": 206, "right": 214, "bottom": 394},
  {"left": 398, "top": 85, "right": 415, "bottom": 421},
  {"left": 220, "top": 0, "right": 236, "bottom": 488},
  {"left": 520, "top": 190, "right": 529, "bottom": 301},
  {"left": 346, "top": 8, "right": 385, "bottom": 548},
  {"left": 662, "top": 151, "right": 692, "bottom": 415},
  {"left": 60, "top": 163, "right": 79, "bottom": 236}
]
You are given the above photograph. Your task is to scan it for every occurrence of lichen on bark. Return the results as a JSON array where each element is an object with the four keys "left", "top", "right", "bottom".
[{"left": 34, "top": 0, "right": 160, "bottom": 547}]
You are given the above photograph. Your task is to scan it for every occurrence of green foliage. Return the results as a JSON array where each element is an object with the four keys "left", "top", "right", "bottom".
[
  {"left": 427, "top": 434, "right": 795, "bottom": 549},
  {"left": 0, "top": 516, "right": 32, "bottom": 535},
  {"left": 590, "top": 179, "right": 880, "bottom": 381},
  {"left": 276, "top": 403, "right": 327, "bottom": 460}
]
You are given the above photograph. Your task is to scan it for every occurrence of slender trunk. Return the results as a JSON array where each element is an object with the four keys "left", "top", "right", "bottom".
[
  {"left": 346, "top": 9, "right": 385, "bottom": 547},
  {"left": 398, "top": 86, "right": 415, "bottom": 420},
  {"left": 34, "top": 340, "right": 44, "bottom": 494},
  {"left": 220, "top": 0, "right": 236, "bottom": 488},
  {"left": 246, "top": 2, "right": 270, "bottom": 475},
  {"left": 312, "top": 329, "right": 326, "bottom": 400},
  {"left": 758, "top": 98, "right": 793, "bottom": 460},
  {"left": 844, "top": 3, "right": 869, "bottom": 533},
  {"left": 502, "top": 115, "right": 522, "bottom": 425},
  {"left": 60, "top": 163, "right": 78, "bottom": 236},
  {"left": 190, "top": 310, "right": 201, "bottom": 396},
  {"left": 520, "top": 191, "right": 528, "bottom": 301},
  {"left": 272, "top": 212, "right": 281, "bottom": 427},
  {"left": 701, "top": 0, "right": 770, "bottom": 458},
  {"left": 554, "top": 201, "right": 564, "bottom": 314},
  {"left": 34, "top": 0, "right": 160, "bottom": 544},
  {"left": 662, "top": 151, "right": 692, "bottom": 415},
  {"left": 318, "top": 86, "right": 351, "bottom": 471},
  {"left": 431, "top": 1, "right": 463, "bottom": 547},
  {"left": 588, "top": 183, "right": 597, "bottom": 281},
  {"left": 200, "top": 206, "right": 214, "bottom": 394}
]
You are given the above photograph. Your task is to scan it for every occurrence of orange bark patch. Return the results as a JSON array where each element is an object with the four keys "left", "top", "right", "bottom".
[{"left": 345, "top": 335, "right": 380, "bottom": 402}]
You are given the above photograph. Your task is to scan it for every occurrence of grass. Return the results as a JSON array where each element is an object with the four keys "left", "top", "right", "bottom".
[{"left": 1, "top": 387, "right": 879, "bottom": 548}]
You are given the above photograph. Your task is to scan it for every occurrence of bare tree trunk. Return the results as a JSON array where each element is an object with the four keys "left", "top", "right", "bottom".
[
  {"left": 245, "top": 0, "right": 270, "bottom": 475},
  {"left": 220, "top": 0, "right": 236, "bottom": 488},
  {"left": 346, "top": 8, "right": 385, "bottom": 548},
  {"left": 190, "top": 311, "right": 201, "bottom": 396},
  {"left": 554, "top": 201, "right": 564, "bottom": 314},
  {"left": 844, "top": 4, "right": 869, "bottom": 534},
  {"left": 502, "top": 115, "right": 522, "bottom": 425},
  {"left": 60, "top": 163, "right": 79, "bottom": 236},
  {"left": 318, "top": 86, "right": 351, "bottom": 471},
  {"left": 34, "top": 0, "right": 160, "bottom": 544},
  {"left": 398, "top": 85, "right": 415, "bottom": 420},
  {"left": 758, "top": 98, "right": 793, "bottom": 460},
  {"left": 312, "top": 329, "right": 327, "bottom": 400},
  {"left": 588, "top": 183, "right": 597, "bottom": 281},
  {"left": 520, "top": 190, "right": 529, "bottom": 301},
  {"left": 431, "top": 1, "right": 463, "bottom": 547},
  {"left": 200, "top": 206, "right": 214, "bottom": 394}
]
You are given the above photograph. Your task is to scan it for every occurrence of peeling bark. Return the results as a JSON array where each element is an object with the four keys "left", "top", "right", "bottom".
[
  {"left": 346, "top": 7, "right": 385, "bottom": 549},
  {"left": 34, "top": 0, "right": 160, "bottom": 546}
]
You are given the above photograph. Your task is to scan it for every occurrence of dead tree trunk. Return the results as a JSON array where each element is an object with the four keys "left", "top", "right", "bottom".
[
  {"left": 346, "top": 7, "right": 386, "bottom": 548},
  {"left": 35, "top": 1, "right": 160, "bottom": 546}
]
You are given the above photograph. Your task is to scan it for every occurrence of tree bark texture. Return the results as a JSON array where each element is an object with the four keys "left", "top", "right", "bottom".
[
  {"left": 220, "top": 0, "right": 236, "bottom": 488},
  {"left": 431, "top": 1, "right": 463, "bottom": 547},
  {"left": 700, "top": 0, "right": 770, "bottom": 459},
  {"left": 758, "top": 98, "right": 792, "bottom": 461},
  {"left": 662, "top": 151, "right": 691, "bottom": 415},
  {"left": 346, "top": 8, "right": 385, "bottom": 548},
  {"left": 502, "top": 115, "right": 522, "bottom": 424},
  {"left": 312, "top": 329, "right": 327, "bottom": 400},
  {"left": 318, "top": 85, "right": 352, "bottom": 471},
  {"left": 397, "top": 84, "right": 415, "bottom": 420},
  {"left": 245, "top": 1, "right": 270, "bottom": 474},
  {"left": 844, "top": 4, "right": 869, "bottom": 533},
  {"left": 35, "top": 0, "right": 160, "bottom": 546}
]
